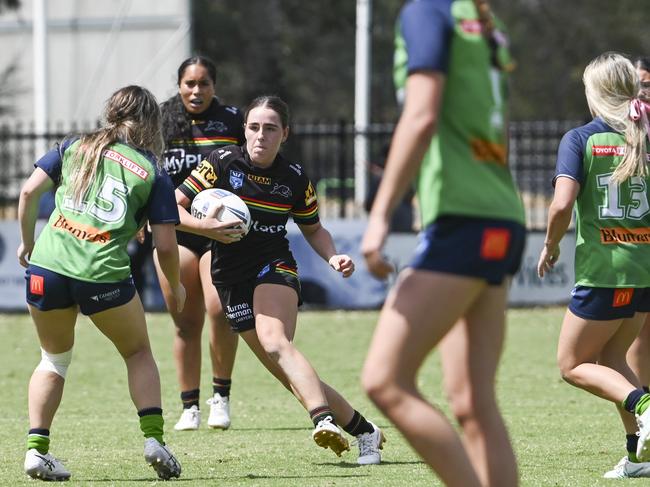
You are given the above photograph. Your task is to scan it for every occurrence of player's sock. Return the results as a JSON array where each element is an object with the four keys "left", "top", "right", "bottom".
[
  {"left": 342, "top": 410, "right": 374, "bottom": 436},
  {"left": 634, "top": 393, "right": 650, "bottom": 416},
  {"left": 139, "top": 407, "right": 164, "bottom": 444},
  {"left": 627, "top": 434, "right": 640, "bottom": 462},
  {"left": 212, "top": 377, "right": 231, "bottom": 398},
  {"left": 310, "top": 406, "right": 336, "bottom": 427},
  {"left": 623, "top": 389, "right": 647, "bottom": 413},
  {"left": 27, "top": 428, "right": 50, "bottom": 454},
  {"left": 180, "top": 389, "right": 200, "bottom": 409}
]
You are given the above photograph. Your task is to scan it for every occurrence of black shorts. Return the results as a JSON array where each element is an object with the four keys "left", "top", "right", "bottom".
[
  {"left": 215, "top": 259, "right": 302, "bottom": 333},
  {"left": 410, "top": 216, "right": 526, "bottom": 285},
  {"left": 176, "top": 230, "right": 212, "bottom": 257},
  {"left": 26, "top": 264, "right": 136, "bottom": 315}
]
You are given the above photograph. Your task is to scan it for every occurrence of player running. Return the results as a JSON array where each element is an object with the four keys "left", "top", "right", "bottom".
[
  {"left": 17, "top": 86, "right": 184, "bottom": 481},
  {"left": 174, "top": 95, "right": 385, "bottom": 465},
  {"left": 537, "top": 53, "right": 650, "bottom": 479},
  {"left": 362, "top": 1, "right": 524, "bottom": 485}
]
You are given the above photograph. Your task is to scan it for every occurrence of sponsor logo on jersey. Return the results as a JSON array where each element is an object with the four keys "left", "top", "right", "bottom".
[
  {"left": 612, "top": 288, "right": 634, "bottom": 307},
  {"left": 230, "top": 170, "right": 244, "bottom": 189},
  {"left": 104, "top": 149, "right": 149, "bottom": 179},
  {"left": 480, "top": 228, "right": 510, "bottom": 261},
  {"left": 193, "top": 160, "right": 217, "bottom": 186},
  {"left": 164, "top": 148, "right": 186, "bottom": 175},
  {"left": 248, "top": 174, "right": 272, "bottom": 185},
  {"left": 289, "top": 164, "right": 302, "bottom": 175},
  {"left": 251, "top": 220, "right": 286, "bottom": 234},
  {"left": 470, "top": 139, "right": 507, "bottom": 165},
  {"left": 304, "top": 182, "right": 317, "bottom": 206},
  {"left": 592, "top": 145, "right": 625, "bottom": 157},
  {"left": 90, "top": 288, "right": 121, "bottom": 302},
  {"left": 30, "top": 274, "right": 44, "bottom": 296},
  {"left": 270, "top": 183, "right": 292, "bottom": 198},
  {"left": 600, "top": 227, "right": 650, "bottom": 244},
  {"left": 164, "top": 149, "right": 202, "bottom": 175},
  {"left": 52, "top": 214, "right": 111, "bottom": 243},
  {"left": 204, "top": 120, "right": 228, "bottom": 133}
]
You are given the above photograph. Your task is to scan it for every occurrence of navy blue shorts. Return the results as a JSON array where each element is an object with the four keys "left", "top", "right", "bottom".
[
  {"left": 26, "top": 265, "right": 136, "bottom": 316},
  {"left": 410, "top": 216, "right": 526, "bottom": 285},
  {"left": 569, "top": 285, "right": 650, "bottom": 320},
  {"left": 215, "top": 259, "right": 302, "bottom": 333}
]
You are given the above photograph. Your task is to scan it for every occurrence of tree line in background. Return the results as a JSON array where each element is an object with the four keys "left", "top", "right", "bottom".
[
  {"left": 1, "top": 0, "right": 650, "bottom": 122},
  {"left": 192, "top": 0, "right": 650, "bottom": 122}
]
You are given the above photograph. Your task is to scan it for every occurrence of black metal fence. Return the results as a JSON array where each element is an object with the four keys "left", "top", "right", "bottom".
[{"left": 0, "top": 120, "right": 579, "bottom": 229}]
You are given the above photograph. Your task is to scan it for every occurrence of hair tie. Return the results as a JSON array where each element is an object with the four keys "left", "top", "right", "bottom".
[
  {"left": 630, "top": 98, "right": 645, "bottom": 121},
  {"left": 630, "top": 98, "right": 650, "bottom": 142}
]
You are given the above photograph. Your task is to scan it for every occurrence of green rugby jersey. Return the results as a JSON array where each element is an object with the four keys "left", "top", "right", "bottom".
[
  {"left": 30, "top": 140, "right": 179, "bottom": 282},
  {"left": 395, "top": 0, "right": 525, "bottom": 227},
  {"left": 555, "top": 117, "right": 650, "bottom": 287}
]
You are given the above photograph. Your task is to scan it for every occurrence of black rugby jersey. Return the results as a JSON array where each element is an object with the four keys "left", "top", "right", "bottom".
[
  {"left": 163, "top": 98, "right": 244, "bottom": 188},
  {"left": 178, "top": 145, "right": 320, "bottom": 285}
]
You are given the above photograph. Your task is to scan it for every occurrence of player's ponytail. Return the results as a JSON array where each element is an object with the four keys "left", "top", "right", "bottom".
[
  {"left": 472, "top": 0, "right": 514, "bottom": 72},
  {"left": 66, "top": 85, "right": 163, "bottom": 206},
  {"left": 583, "top": 52, "right": 649, "bottom": 184}
]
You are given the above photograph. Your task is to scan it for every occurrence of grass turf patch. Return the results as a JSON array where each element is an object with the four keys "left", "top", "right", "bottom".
[{"left": 0, "top": 308, "right": 639, "bottom": 485}]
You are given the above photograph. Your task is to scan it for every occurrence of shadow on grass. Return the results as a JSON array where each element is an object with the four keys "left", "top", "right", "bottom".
[
  {"left": 242, "top": 473, "right": 369, "bottom": 479},
  {"left": 230, "top": 426, "right": 314, "bottom": 432},
  {"left": 315, "top": 460, "right": 424, "bottom": 467},
  {"left": 232, "top": 423, "right": 394, "bottom": 433},
  {"left": 88, "top": 478, "right": 209, "bottom": 482}
]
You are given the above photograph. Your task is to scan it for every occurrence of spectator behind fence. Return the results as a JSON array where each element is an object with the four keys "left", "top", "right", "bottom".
[
  {"left": 361, "top": 1, "right": 524, "bottom": 485},
  {"left": 17, "top": 85, "right": 184, "bottom": 481},
  {"left": 155, "top": 55, "right": 245, "bottom": 432}
]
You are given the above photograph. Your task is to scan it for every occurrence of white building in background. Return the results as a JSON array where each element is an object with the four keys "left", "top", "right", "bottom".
[{"left": 0, "top": 0, "right": 191, "bottom": 125}]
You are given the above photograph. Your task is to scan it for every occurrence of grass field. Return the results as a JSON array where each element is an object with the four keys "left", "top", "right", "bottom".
[{"left": 0, "top": 307, "right": 642, "bottom": 486}]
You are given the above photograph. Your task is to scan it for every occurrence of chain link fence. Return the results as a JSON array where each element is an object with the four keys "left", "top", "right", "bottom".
[{"left": 0, "top": 120, "right": 579, "bottom": 229}]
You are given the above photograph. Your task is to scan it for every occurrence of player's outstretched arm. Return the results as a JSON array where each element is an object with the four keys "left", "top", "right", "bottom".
[{"left": 298, "top": 222, "right": 355, "bottom": 278}]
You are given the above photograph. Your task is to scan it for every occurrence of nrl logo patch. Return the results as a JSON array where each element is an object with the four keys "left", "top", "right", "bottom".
[{"left": 229, "top": 170, "right": 244, "bottom": 189}]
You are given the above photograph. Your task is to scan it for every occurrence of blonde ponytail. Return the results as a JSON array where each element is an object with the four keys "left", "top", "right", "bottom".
[{"left": 583, "top": 53, "right": 649, "bottom": 183}]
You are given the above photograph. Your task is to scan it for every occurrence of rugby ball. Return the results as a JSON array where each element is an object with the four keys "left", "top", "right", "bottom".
[{"left": 191, "top": 188, "right": 252, "bottom": 236}]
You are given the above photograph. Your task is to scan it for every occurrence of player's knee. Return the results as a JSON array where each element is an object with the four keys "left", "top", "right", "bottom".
[
  {"left": 361, "top": 366, "right": 385, "bottom": 400},
  {"left": 557, "top": 354, "right": 578, "bottom": 383},
  {"left": 362, "top": 368, "right": 404, "bottom": 411},
  {"left": 35, "top": 347, "right": 73, "bottom": 379},
  {"left": 174, "top": 319, "right": 203, "bottom": 340},
  {"left": 257, "top": 330, "right": 289, "bottom": 360}
]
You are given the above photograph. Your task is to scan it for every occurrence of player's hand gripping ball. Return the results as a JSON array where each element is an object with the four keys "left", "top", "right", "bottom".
[{"left": 191, "top": 188, "right": 252, "bottom": 237}]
